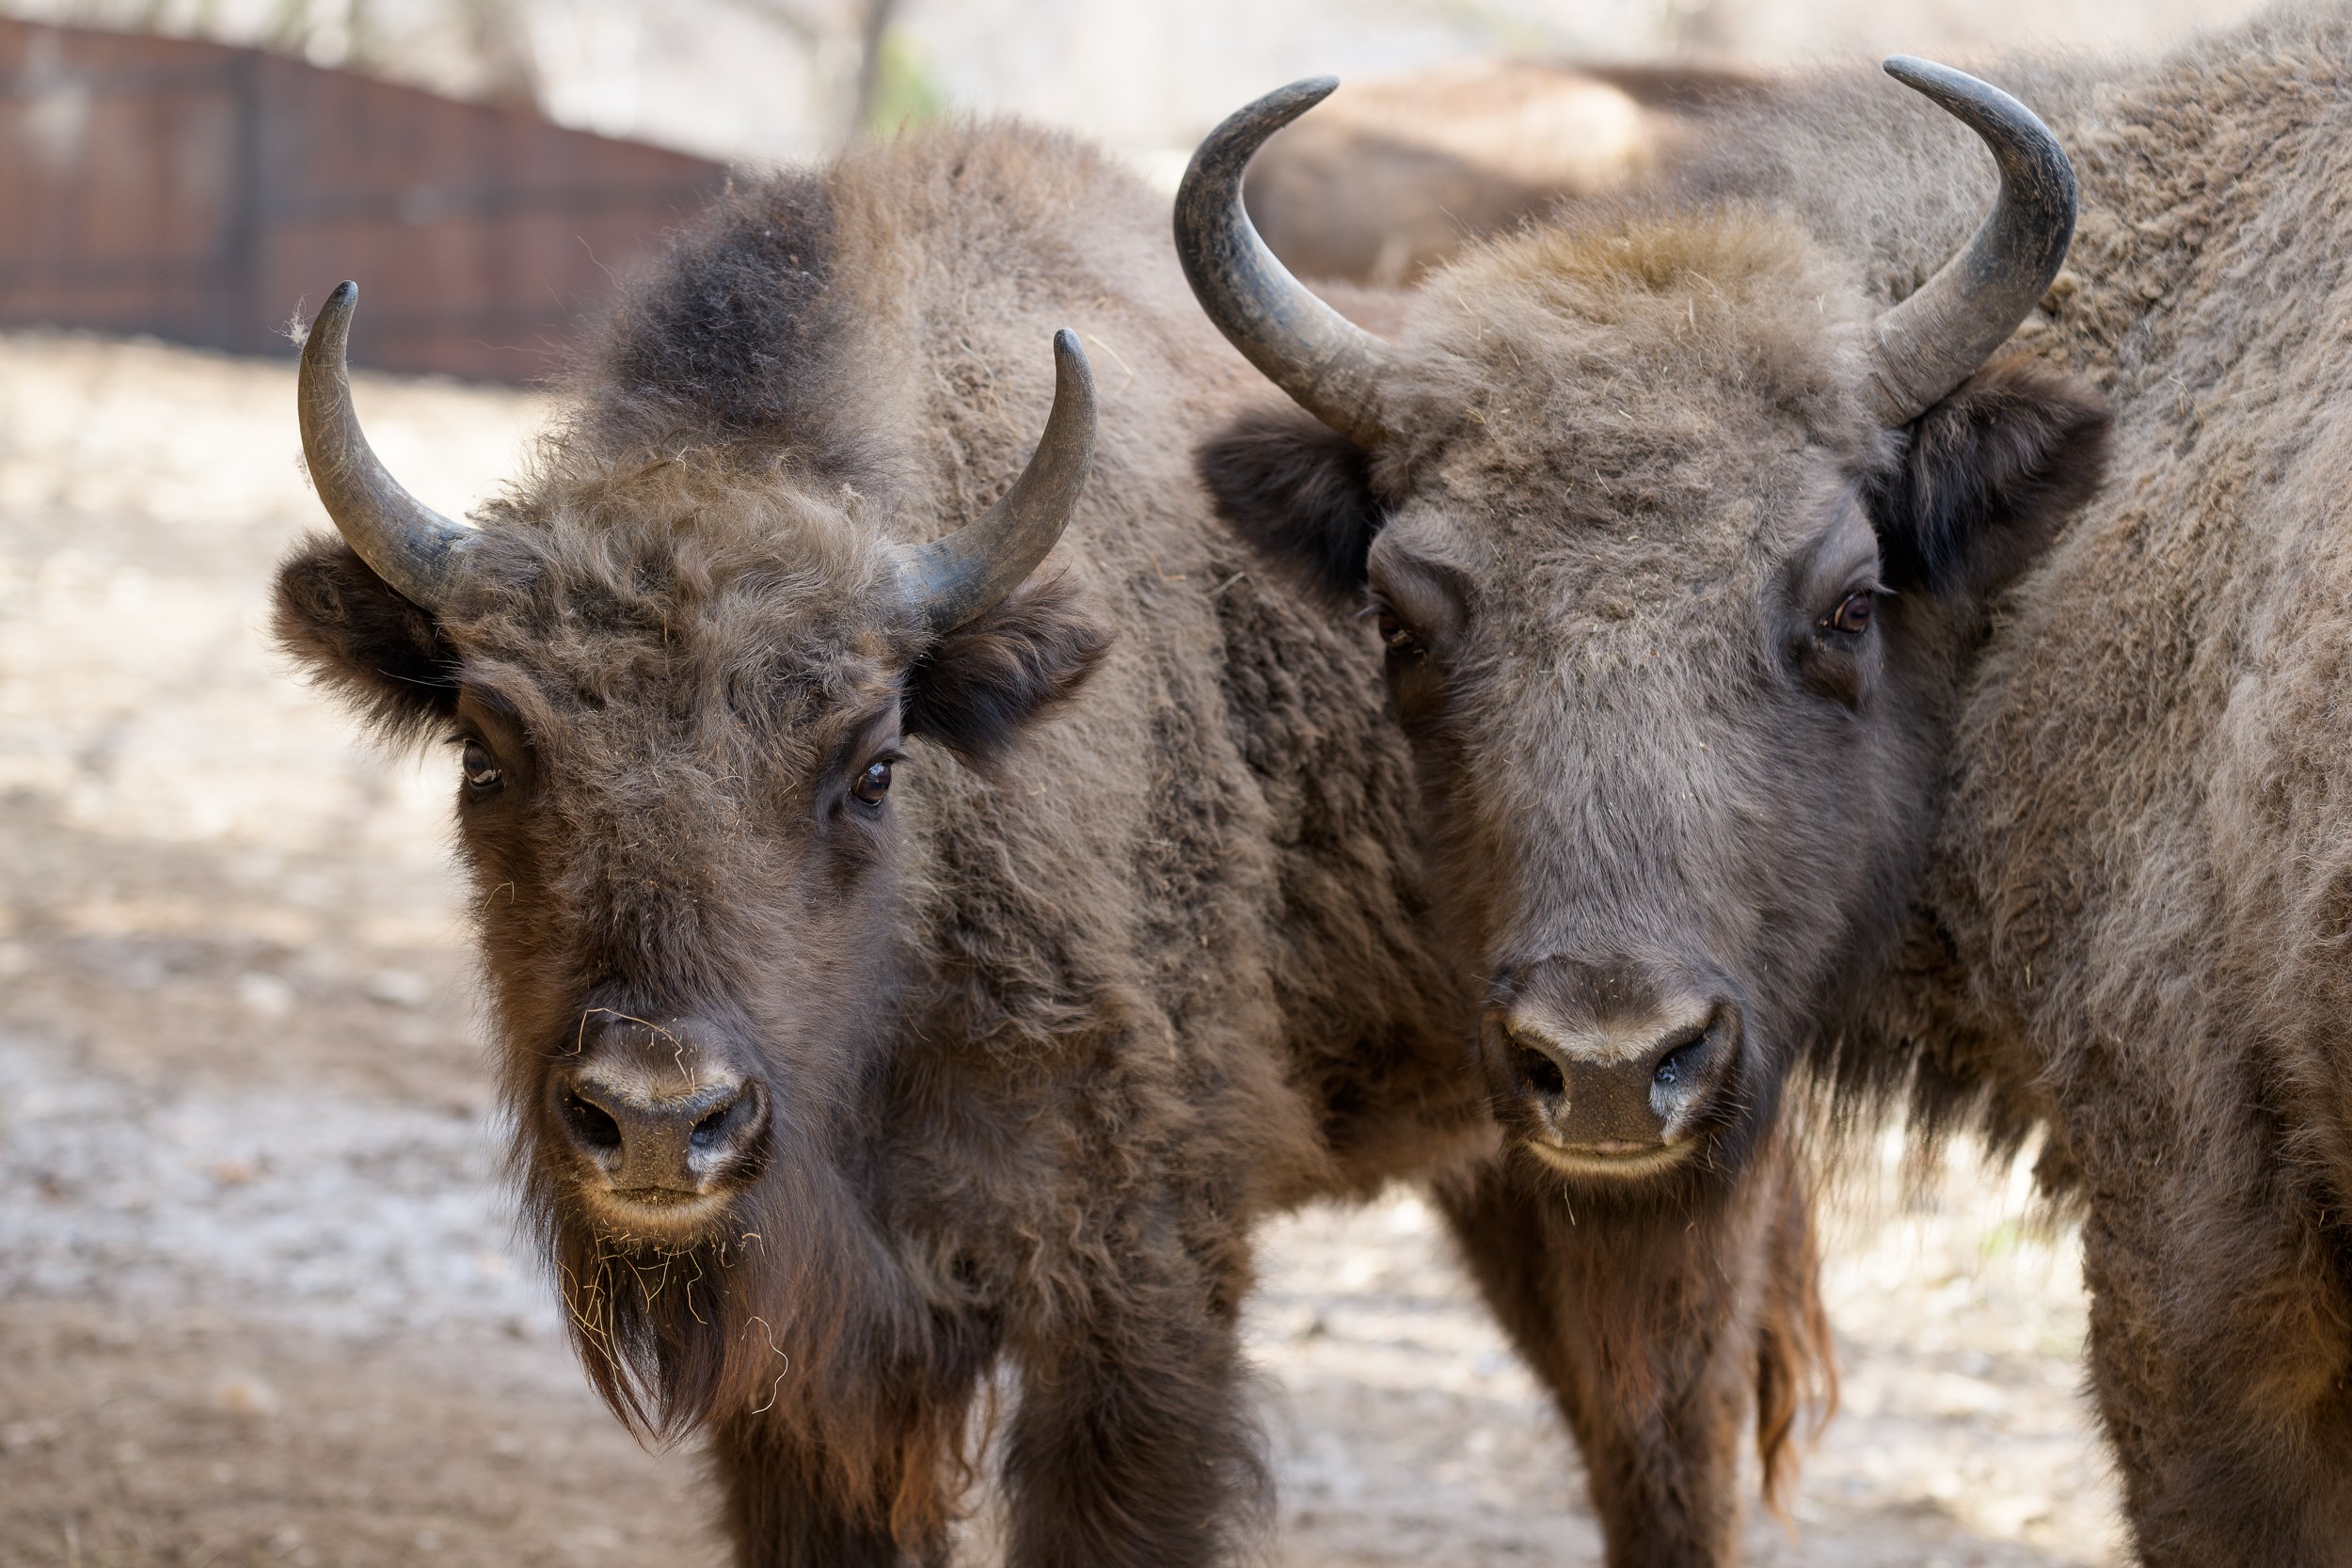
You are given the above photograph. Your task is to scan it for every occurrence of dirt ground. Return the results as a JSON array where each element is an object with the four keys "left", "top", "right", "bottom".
[{"left": 0, "top": 330, "right": 2122, "bottom": 1566}]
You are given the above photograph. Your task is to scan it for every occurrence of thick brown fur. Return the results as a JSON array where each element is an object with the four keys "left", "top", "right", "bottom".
[
  {"left": 274, "top": 119, "right": 1828, "bottom": 1565},
  {"left": 1201, "top": 6, "right": 2352, "bottom": 1562}
]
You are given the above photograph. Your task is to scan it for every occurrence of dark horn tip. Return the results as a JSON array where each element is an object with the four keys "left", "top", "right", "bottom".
[
  {"left": 1048, "top": 329, "right": 1093, "bottom": 399},
  {"left": 1188, "top": 76, "right": 1340, "bottom": 174},
  {"left": 316, "top": 281, "right": 358, "bottom": 329},
  {"left": 1880, "top": 55, "right": 2058, "bottom": 145},
  {"left": 1881, "top": 55, "right": 1997, "bottom": 103},
  {"left": 1882, "top": 56, "right": 1993, "bottom": 115},
  {"left": 1248, "top": 75, "right": 1340, "bottom": 129},
  {"left": 309, "top": 281, "right": 358, "bottom": 350}
]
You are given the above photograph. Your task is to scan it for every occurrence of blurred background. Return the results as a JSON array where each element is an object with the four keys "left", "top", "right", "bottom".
[
  {"left": 0, "top": 2, "right": 2270, "bottom": 1564},
  {"left": 0, "top": 0, "right": 2283, "bottom": 168}
]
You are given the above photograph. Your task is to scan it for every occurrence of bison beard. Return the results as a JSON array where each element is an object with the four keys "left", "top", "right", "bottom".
[
  {"left": 537, "top": 1137, "right": 991, "bottom": 1542},
  {"left": 536, "top": 1117, "right": 851, "bottom": 1444}
]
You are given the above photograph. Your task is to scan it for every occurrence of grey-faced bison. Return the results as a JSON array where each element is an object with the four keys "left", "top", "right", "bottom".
[
  {"left": 1186, "top": 9, "right": 2352, "bottom": 1561},
  {"left": 1186, "top": 70, "right": 1891, "bottom": 1556},
  {"left": 271, "top": 120, "right": 1828, "bottom": 1564},
  {"left": 1241, "top": 58, "right": 1760, "bottom": 286}
]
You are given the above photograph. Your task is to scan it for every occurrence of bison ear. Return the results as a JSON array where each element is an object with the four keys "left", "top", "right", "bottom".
[
  {"left": 273, "top": 534, "right": 459, "bottom": 740},
  {"left": 1197, "top": 405, "right": 1384, "bottom": 609},
  {"left": 1867, "top": 357, "right": 2112, "bottom": 602},
  {"left": 904, "top": 575, "right": 1112, "bottom": 768}
]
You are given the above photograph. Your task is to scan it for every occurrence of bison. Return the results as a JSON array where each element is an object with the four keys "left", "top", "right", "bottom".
[
  {"left": 271, "top": 120, "right": 1828, "bottom": 1563},
  {"left": 1184, "top": 11, "right": 2352, "bottom": 1564}
]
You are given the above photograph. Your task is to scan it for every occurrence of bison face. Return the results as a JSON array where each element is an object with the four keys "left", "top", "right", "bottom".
[
  {"left": 440, "top": 616, "right": 910, "bottom": 1256},
  {"left": 1200, "top": 219, "right": 2106, "bottom": 1192},
  {"left": 278, "top": 467, "right": 1106, "bottom": 1244},
  {"left": 1346, "top": 419, "right": 1919, "bottom": 1186},
  {"left": 1184, "top": 68, "right": 2107, "bottom": 1194},
  {"left": 276, "top": 345, "right": 1105, "bottom": 1434}
]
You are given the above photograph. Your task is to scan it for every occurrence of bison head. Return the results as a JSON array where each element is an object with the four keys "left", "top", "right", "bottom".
[
  {"left": 1182, "top": 64, "right": 2109, "bottom": 1193},
  {"left": 272, "top": 286, "right": 1107, "bottom": 1435}
]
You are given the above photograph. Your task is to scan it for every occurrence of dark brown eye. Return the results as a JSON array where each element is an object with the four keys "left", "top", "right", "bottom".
[
  {"left": 1375, "top": 608, "right": 1421, "bottom": 656},
  {"left": 1826, "top": 592, "right": 1874, "bottom": 637},
  {"left": 851, "top": 759, "right": 893, "bottom": 806},
  {"left": 461, "top": 738, "right": 503, "bottom": 795}
]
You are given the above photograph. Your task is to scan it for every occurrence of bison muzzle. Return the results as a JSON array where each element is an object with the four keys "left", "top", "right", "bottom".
[
  {"left": 548, "top": 1006, "right": 772, "bottom": 1232},
  {"left": 1490, "top": 955, "right": 1744, "bottom": 1172}
]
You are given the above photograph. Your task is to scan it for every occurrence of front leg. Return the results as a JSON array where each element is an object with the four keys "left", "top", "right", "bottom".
[
  {"left": 2076, "top": 1159, "right": 2352, "bottom": 1566},
  {"left": 1436, "top": 1144, "right": 1831, "bottom": 1568},
  {"left": 711, "top": 1378, "right": 992, "bottom": 1568},
  {"left": 999, "top": 1246, "right": 1267, "bottom": 1568}
]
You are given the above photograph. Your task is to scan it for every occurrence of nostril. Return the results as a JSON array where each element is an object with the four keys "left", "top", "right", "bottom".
[
  {"left": 690, "top": 1090, "right": 747, "bottom": 1151},
  {"left": 562, "top": 1089, "right": 624, "bottom": 1152},
  {"left": 1649, "top": 1022, "right": 1712, "bottom": 1087},
  {"left": 1514, "top": 1041, "right": 1566, "bottom": 1101}
]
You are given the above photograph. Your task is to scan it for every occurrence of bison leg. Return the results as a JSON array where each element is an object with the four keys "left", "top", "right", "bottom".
[
  {"left": 998, "top": 1250, "right": 1268, "bottom": 1568},
  {"left": 707, "top": 1409, "right": 951, "bottom": 1568},
  {"left": 2077, "top": 1164, "right": 2352, "bottom": 1566},
  {"left": 1436, "top": 1147, "right": 1829, "bottom": 1568}
]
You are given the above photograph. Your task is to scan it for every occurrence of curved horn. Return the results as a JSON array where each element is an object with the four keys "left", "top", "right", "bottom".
[
  {"left": 897, "top": 328, "right": 1096, "bottom": 634},
  {"left": 1173, "top": 78, "right": 1395, "bottom": 449},
  {"left": 298, "top": 281, "right": 474, "bottom": 611},
  {"left": 1867, "top": 57, "right": 2077, "bottom": 425}
]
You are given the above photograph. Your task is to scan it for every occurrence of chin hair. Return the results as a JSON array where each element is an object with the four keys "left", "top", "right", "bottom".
[{"left": 538, "top": 1172, "right": 781, "bottom": 1443}]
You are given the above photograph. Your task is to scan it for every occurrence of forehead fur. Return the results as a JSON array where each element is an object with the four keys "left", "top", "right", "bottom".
[
  {"left": 448, "top": 454, "right": 906, "bottom": 741},
  {"left": 1384, "top": 209, "right": 1886, "bottom": 516}
]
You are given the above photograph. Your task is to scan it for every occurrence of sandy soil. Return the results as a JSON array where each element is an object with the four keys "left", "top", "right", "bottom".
[{"left": 0, "top": 331, "right": 2122, "bottom": 1566}]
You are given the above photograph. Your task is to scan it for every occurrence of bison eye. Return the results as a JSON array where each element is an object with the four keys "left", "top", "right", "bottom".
[
  {"left": 851, "top": 758, "right": 893, "bottom": 807},
  {"left": 461, "top": 738, "right": 503, "bottom": 796},
  {"left": 1825, "top": 592, "right": 1874, "bottom": 637},
  {"left": 1374, "top": 608, "right": 1422, "bottom": 657}
]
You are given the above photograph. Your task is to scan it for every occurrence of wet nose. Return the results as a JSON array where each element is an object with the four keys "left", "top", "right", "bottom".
[
  {"left": 1502, "top": 1005, "right": 1729, "bottom": 1154},
  {"left": 550, "top": 1064, "right": 767, "bottom": 1195}
]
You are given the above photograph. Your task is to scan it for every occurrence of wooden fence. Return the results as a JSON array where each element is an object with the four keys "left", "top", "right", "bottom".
[{"left": 0, "top": 19, "right": 727, "bottom": 381}]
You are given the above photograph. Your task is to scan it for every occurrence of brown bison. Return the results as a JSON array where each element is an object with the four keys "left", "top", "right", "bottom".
[
  {"left": 1185, "top": 9, "right": 2352, "bottom": 1563},
  {"left": 271, "top": 121, "right": 1827, "bottom": 1563},
  {"left": 1241, "top": 58, "right": 1760, "bottom": 286}
]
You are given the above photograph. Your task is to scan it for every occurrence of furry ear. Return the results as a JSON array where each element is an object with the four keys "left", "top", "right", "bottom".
[
  {"left": 1196, "top": 405, "right": 1384, "bottom": 609},
  {"left": 272, "top": 534, "right": 458, "bottom": 739},
  {"left": 904, "top": 576, "right": 1112, "bottom": 768},
  {"left": 1867, "top": 357, "right": 2112, "bottom": 601}
]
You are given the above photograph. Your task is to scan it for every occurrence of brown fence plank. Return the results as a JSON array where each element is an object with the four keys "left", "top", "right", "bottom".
[{"left": 0, "top": 19, "right": 726, "bottom": 382}]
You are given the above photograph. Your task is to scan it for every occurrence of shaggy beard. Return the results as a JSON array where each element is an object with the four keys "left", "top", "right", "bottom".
[
  {"left": 523, "top": 1144, "right": 991, "bottom": 1542},
  {"left": 526, "top": 1152, "right": 863, "bottom": 1442}
]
